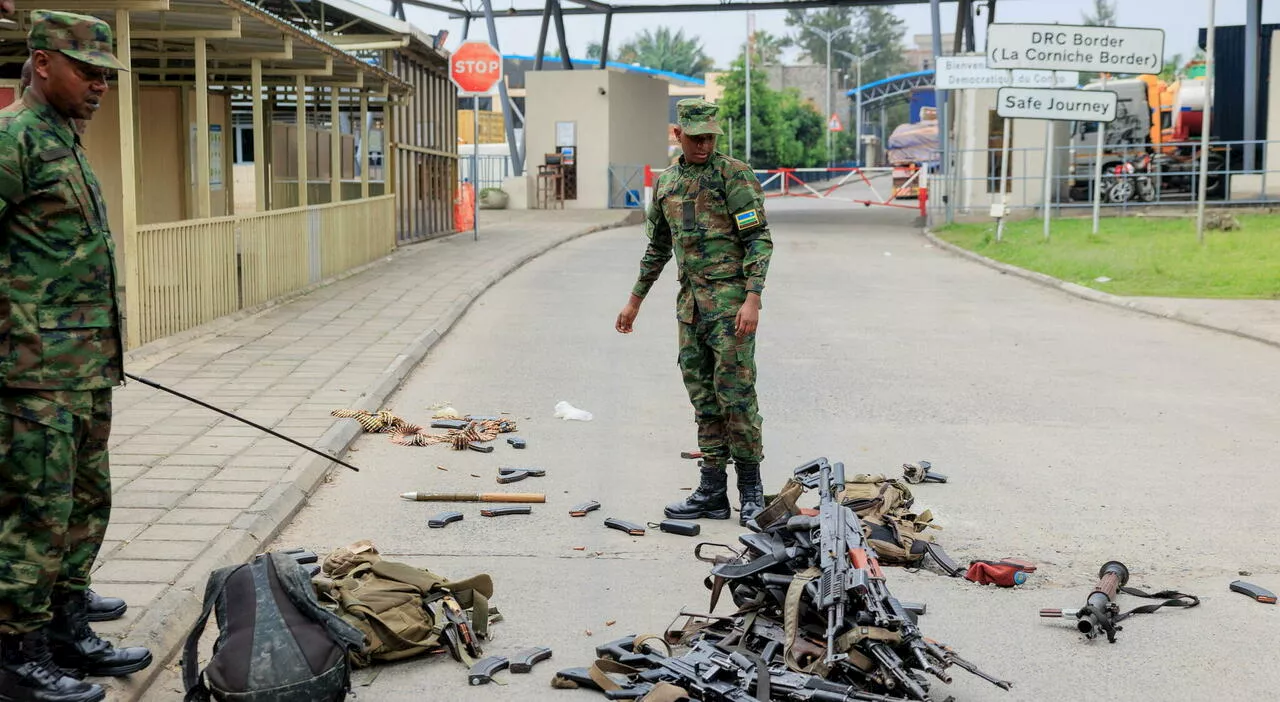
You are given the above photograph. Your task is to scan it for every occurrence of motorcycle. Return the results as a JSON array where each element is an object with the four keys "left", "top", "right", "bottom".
[{"left": 1105, "top": 152, "right": 1157, "bottom": 204}]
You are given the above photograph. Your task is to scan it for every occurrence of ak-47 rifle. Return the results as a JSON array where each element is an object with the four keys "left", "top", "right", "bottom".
[
  {"left": 598, "top": 638, "right": 915, "bottom": 702},
  {"left": 792, "top": 458, "right": 1012, "bottom": 699}
]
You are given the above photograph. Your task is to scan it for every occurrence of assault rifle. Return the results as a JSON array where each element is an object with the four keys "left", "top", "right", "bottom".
[
  {"left": 792, "top": 458, "right": 1012, "bottom": 699},
  {"left": 600, "top": 638, "right": 915, "bottom": 702}
]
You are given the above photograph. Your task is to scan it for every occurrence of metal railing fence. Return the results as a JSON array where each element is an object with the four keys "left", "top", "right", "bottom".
[
  {"left": 932, "top": 138, "right": 1280, "bottom": 218},
  {"left": 458, "top": 155, "right": 511, "bottom": 193},
  {"left": 132, "top": 195, "right": 395, "bottom": 347}
]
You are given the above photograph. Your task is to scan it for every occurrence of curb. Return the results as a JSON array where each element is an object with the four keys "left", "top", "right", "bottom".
[
  {"left": 108, "top": 212, "right": 641, "bottom": 701},
  {"left": 920, "top": 228, "right": 1280, "bottom": 352}
]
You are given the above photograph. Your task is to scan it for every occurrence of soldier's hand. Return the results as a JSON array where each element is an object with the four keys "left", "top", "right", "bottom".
[
  {"left": 616, "top": 300, "right": 641, "bottom": 334},
  {"left": 735, "top": 296, "right": 761, "bottom": 338},
  {"left": 0, "top": 0, "right": 15, "bottom": 18}
]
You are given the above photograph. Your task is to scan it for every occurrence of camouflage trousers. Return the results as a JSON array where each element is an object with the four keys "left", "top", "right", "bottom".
[
  {"left": 0, "top": 389, "right": 113, "bottom": 634},
  {"left": 677, "top": 314, "right": 763, "bottom": 466}
]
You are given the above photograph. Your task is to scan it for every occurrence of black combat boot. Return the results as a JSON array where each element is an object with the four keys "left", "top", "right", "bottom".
[
  {"left": 734, "top": 462, "right": 766, "bottom": 527},
  {"left": 0, "top": 629, "right": 104, "bottom": 702},
  {"left": 664, "top": 461, "right": 732, "bottom": 520},
  {"left": 83, "top": 591, "right": 125, "bottom": 624},
  {"left": 47, "top": 594, "right": 152, "bottom": 678}
]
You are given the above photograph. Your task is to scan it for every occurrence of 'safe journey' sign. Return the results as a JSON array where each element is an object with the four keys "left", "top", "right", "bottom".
[
  {"left": 996, "top": 87, "right": 1118, "bottom": 122},
  {"left": 987, "top": 24, "right": 1164, "bottom": 75}
]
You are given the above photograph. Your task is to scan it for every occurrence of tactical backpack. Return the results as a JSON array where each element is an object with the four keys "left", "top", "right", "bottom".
[
  {"left": 839, "top": 473, "right": 942, "bottom": 567},
  {"left": 182, "top": 551, "right": 366, "bottom": 702},
  {"left": 314, "top": 540, "right": 497, "bottom": 668}
]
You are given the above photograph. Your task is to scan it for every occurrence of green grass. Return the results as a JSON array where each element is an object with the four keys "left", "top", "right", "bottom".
[{"left": 934, "top": 214, "right": 1280, "bottom": 299}]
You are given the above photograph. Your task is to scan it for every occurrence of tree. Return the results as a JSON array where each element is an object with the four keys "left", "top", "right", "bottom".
[
  {"left": 839, "top": 9, "right": 911, "bottom": 144},
  {"left": 1081, "top": 0, "right": 1118, "bottom": 27},
  {"left": 785, "top": 8, "right": 857, "bottom": 65},
  {"left": 749, "top": 30, "right": 790, "bottom": 66},
  {"left": 1159, "top": 52, "right": 1185, "bottom": 83},
  {"left": 1081, "top": 0, "right": 1118, "bottom": 83},
  {"left": 596, "top": 28, "right": 713, "bottom": 77},
  {"left": 848, "top": 8, "right": 910, "bottom": 86},
  {"left": 716, "top": 55, "right": 830, "bottom": 168}
]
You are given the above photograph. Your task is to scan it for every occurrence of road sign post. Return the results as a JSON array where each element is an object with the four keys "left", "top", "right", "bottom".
[
  {"left": 450, "top": 41, "right": 504, "bottom": 241},
  {"left": 997, "top": 87, "right": 1118, "bottom": 242},
  {"left": 934, "top": 55, "right": 1078, "bottom": 241},
  {"left": 988, "top": 23, "right": 1162, "bottom": 240}
]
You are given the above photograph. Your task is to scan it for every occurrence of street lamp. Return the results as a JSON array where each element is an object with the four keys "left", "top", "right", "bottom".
[
  {"left": 802, "top": 23, "right": 853, "bottom": 167},
  {"left": 836, "top": 47, "right": 882, "bottom": 166}
]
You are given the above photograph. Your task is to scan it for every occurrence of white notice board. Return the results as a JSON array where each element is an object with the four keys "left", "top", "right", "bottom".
[
  {"left": 935, "top": 56, "right": 1078, "bottom": 90},
  {"left": 555, "top": 121, "right": 576, "bottom": 147}
]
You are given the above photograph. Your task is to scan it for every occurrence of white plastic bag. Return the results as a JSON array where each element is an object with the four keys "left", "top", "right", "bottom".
[{"left": 553, "top": 401, "right": 593, "bottom": 422}]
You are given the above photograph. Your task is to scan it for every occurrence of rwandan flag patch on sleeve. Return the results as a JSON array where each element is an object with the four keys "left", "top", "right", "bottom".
[{"left": 735, "top": 209, "right": 762, "bottom": 230}]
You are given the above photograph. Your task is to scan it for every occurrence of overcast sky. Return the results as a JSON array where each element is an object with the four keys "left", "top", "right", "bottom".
[{"left": 359, "top": 0, "right": 1278, "bottom": 77}]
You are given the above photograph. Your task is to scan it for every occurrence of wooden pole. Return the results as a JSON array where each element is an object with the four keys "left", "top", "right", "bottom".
[
  {"left": 252, "top": 58, "right": 266, "bottom": 212},
  {"left": 330, "top": 87, "right": 341, "bottom": 203},
  {"left": 194, "top": 37, "right": 211, "bottom": 218},
  {"left": 296, "top": 75, "right": 308, "bottom": 208},
  {"left": 360, "top": 91, "right": 370, "bottom": 198},
  {"left": 116, "top": 10, "right": 140, "bottom": 350},
  {"left": 1196, "top": 0, "right": 1216, "bottom": 244}
]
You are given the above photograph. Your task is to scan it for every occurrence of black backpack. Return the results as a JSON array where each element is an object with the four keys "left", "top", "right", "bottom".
[{"left": 182, "top": 551, "right": 367, "bottom": 702}]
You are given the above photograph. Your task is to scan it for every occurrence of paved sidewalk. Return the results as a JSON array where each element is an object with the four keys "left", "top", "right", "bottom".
[
  {"left": 922, "top": 229, "right": 1280, "bottom": 350},
  {"left": 92, "top": 208, "right": 638, "bottom": 700}
]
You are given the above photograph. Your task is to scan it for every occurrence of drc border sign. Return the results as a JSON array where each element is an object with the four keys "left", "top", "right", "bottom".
[
  {"left": 996, "top": 87, "right": 1118, "bottom": 122},
  {"left": 450, "top": 41, "right": 503, "bottom": 94},
  {"left": 987, "top": 24, "right": 1164, "bottom": 75}
]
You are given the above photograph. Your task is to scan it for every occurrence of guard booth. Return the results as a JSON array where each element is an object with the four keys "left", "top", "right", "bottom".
[{"left": 0, "top": 0, "right": 412, "bottom": 350}]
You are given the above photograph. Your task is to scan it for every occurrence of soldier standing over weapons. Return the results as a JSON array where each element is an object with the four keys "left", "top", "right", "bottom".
[
  {"left": 1, "top": 10, "right": 153, "bottom": 702},
  {"left": 616, "top": 98, "right": 775, "bottom": 526}
]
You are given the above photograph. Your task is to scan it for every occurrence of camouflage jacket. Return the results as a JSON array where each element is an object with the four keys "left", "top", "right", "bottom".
[
  {"left": 631, "top": 151, "right": 773, "bottom": 324},
  {"left": 0, "top": 88, "right": 123, "bottom": 390}
]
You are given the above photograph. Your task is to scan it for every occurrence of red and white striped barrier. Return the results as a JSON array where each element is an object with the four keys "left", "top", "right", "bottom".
[{"left": 640, "top": 164, "right": 926, "bottom": 219}]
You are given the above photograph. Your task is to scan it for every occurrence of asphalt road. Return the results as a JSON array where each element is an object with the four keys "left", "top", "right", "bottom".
[{"left": 263, "top": 198, "right": 1280, "bottom": 702}]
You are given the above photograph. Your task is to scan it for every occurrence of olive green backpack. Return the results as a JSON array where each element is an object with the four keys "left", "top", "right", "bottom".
[{"left": 313, "top": 541, "right": 498, "bottom": 668}]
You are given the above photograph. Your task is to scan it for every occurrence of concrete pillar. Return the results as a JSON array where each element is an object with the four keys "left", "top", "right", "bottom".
[{"left": 194, "top": 37, "right": 211, "bottom": 218}]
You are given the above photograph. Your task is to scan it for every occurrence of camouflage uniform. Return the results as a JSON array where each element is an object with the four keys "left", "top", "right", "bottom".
[
  {"left": 630, "top": 99, "right": 774, "bottom": 523},
  {"left": 0, "top": 11, "right": 126, "bottom": 635}
]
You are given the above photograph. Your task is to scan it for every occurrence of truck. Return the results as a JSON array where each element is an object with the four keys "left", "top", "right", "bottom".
[
  {"left": 886, "top": 112, "right": 939, "bottom": 200},
  {"left": 1068, "top": 72, "right": 1226, "bottom": 203}
]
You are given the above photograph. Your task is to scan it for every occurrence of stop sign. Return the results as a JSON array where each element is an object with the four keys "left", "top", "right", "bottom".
[{"left": 450, "top": 41, "right": 503, "bottom": 94}]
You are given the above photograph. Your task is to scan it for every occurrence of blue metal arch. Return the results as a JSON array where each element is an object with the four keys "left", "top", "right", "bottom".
[{"left": 845, "top": 69, "right": 935, "bottom": 103}]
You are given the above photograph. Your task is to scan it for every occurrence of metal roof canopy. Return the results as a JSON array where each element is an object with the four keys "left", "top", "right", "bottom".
[
  {"left": 256, "top": 0, "right": 449, "bottom": 62},
  {"left": 0, "top": 0, "right": 410, "bottom": 92}
]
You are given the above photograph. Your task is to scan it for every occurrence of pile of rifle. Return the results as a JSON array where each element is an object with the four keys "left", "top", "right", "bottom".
[{"left": 558, "top": 457, "right": 1012, "bottom": 701}]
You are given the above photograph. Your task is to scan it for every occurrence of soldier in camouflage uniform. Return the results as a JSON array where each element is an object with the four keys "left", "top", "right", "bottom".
[
  {"left": 616, "top": 99, "right": 774, "bottom": 526},
  {"left": 1, "top": 10, "right": 152, "bottom": 702}
]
